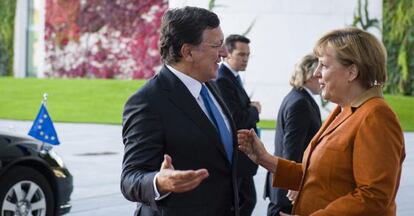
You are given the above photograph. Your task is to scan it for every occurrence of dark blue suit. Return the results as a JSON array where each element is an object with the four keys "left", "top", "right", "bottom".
[
  {"left": 215, "top": 64, "right": 259, "bottom": 216},
  {"left": 263, "top": 88, "right": 321, "bottom": 215},
  {"left": 121, "top": 66, "right": 240, "bottom": 216}
]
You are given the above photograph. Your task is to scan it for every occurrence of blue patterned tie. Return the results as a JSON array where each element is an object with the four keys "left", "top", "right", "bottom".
[{"left": 200, "top": 85, "right": 233, "bottom": 162}]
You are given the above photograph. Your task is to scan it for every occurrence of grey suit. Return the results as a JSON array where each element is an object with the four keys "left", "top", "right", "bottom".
[
  {"left": 264, "top": 88, "right": 321, "bottom": 215},
  {"left": 121, "top": 66, "right": 240, "bottom": 216}
]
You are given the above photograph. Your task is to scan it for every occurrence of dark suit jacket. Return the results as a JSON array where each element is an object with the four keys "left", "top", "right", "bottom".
[
  {"left": 264, "top": 88, "right": 321, "bottom": 209},
  {"left": 121, "top": 65, "right": 240, "bottom": 216},
  {"left": 215, "top": 64, "right": 259, "bottom": 177}
]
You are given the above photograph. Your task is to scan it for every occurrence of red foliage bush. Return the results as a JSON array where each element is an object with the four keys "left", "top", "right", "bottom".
[{"left": 45, "top": 0, "right": 167, "bottom": 79}]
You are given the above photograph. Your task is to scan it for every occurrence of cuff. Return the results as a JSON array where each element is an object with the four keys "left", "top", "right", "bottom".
[{"left": 153, "top": 172, "right": 171, "bottom": 200}]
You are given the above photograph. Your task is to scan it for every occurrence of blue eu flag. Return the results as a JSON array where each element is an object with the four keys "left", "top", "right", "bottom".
[{"left": 28, "top": 104, "right": 60, "bottom": 145}]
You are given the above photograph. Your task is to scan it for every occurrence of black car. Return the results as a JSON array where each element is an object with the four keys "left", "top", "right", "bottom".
[{"left": 0, "top": 130, "right": 73, "bottom": 215}]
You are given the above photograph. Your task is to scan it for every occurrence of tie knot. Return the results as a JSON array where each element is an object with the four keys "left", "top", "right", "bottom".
[{"left": 200, "top": 84, "right": 209, "bottom": 98}]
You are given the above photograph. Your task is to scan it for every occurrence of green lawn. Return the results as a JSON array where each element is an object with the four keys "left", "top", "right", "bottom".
[
  {"left": 1, "top": 78, "right": 413, "bottom": 131},
  {"left": 0, "top": 77, "right": 145, "bottom": 124},
  {"left": 384, "top": 95, "right": 414, "bottom": 131}
]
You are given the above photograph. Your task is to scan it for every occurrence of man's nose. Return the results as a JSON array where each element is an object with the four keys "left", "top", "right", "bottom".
[{"left": 219, "top": 46, "right": 228, "bottom": 58}]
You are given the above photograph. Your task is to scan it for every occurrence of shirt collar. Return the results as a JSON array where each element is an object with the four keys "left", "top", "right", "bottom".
[
  {"left": 166, "top": 64, "right": 202, "bottom": 99},
  {"left": 303, "top": 86, "right": 318, "bottom": 103},
  {"left": 222, "top": 62, "right": 239, "bottom": 78},
  {"left": 350, "top": 86, "right": 383, "bottom": 108},
  {"left": 303, "top": 86, "right": 314, "bottom": 97}
]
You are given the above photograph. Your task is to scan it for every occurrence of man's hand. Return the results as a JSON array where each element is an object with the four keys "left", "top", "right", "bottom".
[
  {"left": 156, "top": 154, "right": 209, "bottom": 195},
  {"left": 250, "top": 101, "right": 261, "bottom": 113}
]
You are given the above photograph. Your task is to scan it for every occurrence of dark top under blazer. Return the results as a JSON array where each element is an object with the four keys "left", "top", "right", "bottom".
[
  {"left": 215, "top": 64, "right": 259, "bottom": 177},
  {"left": 264, "top": 88, "right": 321, "bottom": 206},
  {"left": 121, "top": 65, "right": 240, "bottom": 216}
]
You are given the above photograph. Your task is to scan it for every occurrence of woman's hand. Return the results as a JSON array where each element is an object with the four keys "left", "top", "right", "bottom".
[{"left": 237, "top": 128, "right": 267, "bottom": 164}]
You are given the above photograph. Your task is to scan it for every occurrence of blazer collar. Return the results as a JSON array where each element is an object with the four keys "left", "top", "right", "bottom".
[
  {"left": 309, "top": 86, "right": 383, "bottom": 147},
  {"left": 221, "top": 62, "right": 239, "bottom": 77},
  {"left": 350, "top": 86, "right": 383, "bottom": 108},
  {"left": 219, "top": 64, "right": 248, "bottom": 98},
  {"left": 165, "top": 64, "right": 202, "bottom": 99}
]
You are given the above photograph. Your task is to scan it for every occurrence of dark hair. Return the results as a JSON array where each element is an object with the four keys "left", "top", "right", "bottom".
[
  {"left": 159, "top": 6, "right": 220, "bottom": 64},
  {"left": 224, "top": 34, "right": 250, "bottom": 54}
]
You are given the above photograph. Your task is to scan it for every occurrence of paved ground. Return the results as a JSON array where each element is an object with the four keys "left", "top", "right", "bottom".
[{"left": 1, "top": 119, "right": 412, "bottom": 215}]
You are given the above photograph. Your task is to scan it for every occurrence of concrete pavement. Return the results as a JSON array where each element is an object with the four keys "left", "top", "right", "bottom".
[{"left": 1, "top": 119, "right": 412, "bottom": 215}]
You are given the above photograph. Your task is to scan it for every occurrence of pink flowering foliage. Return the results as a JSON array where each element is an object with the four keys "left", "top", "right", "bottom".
[{"left": 45, "top": 0, "right": 167, "bottom": 79}]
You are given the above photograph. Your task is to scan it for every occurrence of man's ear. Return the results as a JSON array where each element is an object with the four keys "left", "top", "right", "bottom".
[
  {"left": 348, "top": 64, "right": 359, "bottom": 82},
  {"left": 180, "top": 44, "right": 193, "bottom": 62}
]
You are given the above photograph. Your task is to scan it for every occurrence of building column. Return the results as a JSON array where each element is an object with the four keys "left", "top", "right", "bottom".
[{"left": 13, "top": 0, "right": 28, "bottom": 78}]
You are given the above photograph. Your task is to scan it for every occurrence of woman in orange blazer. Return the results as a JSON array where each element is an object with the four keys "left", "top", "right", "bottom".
[{"left": 238, "top": 27, "right": 405, "bottom": 216}]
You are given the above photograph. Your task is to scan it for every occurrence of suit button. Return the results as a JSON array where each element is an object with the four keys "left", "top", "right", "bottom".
[{"left": 230, "top": 206, "right": 235, "bottom": 211}]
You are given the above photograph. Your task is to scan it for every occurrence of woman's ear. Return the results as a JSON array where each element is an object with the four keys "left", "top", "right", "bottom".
[
  {"left": 181, "top": 44, "right": 193, "bottom": 62},
  {"left": 348, "top": 64, "right": 359, "bottom": 82}
]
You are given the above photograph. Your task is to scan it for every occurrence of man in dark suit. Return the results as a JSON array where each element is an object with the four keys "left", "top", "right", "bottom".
[
  {"left": 121, "top": 7, "right": 240, "bottom": 216},
  {"left": 215, "top": 34, "right": 260, "bottom": 216},
  {"left": 263, "top": 54, "right": 322, "bottom": 216}
]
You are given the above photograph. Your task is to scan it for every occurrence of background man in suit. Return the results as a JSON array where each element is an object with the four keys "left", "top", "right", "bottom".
[
  {"left": 121, "top": 7, "right": 240, "bottom": 216},
  {"left": 263, "top": 54, "right": 321, "bottom": 216},
  {"left": 215, "top": 34, "right": 260, "bottom": 216}
]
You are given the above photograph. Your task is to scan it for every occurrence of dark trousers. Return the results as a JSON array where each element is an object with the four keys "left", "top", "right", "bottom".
[
  {"left": 238, "top": 176, "right": 256, "bottom": 216},
  {"left": 266, "top": 200, "right": 292, "bottom": 216}
]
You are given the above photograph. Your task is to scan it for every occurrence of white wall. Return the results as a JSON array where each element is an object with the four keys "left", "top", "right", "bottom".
[{"left": 170, "top": 0, "right": 382, "bottom": 120}]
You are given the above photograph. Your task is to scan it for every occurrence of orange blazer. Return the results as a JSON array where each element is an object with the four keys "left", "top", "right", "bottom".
[{"left": 272, "top": 87, "right": 405, "bottom": 216}]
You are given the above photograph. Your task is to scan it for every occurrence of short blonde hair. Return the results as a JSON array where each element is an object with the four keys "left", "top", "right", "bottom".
[
  {"left": 290, "top": 53, "right": 318, "bottom": 89},
  {"left": 313, "top": 27, "right": 387, "bottom": 88}
]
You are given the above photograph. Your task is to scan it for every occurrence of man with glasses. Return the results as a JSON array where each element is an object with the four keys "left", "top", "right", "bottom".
[{"left": 121, "top": 6, "right": 240, "bottom": 216}]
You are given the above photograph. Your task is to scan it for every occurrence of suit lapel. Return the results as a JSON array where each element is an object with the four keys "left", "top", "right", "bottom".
[
  {"left": 308, "top": 105, "right": 352, "bottom": 151},
  {"left": 158, "top": 66, "right": 229, "bottom": 162},
  {"left": 302, "top": 106, "right": 339, "bottom": 174},
  {"left": 318, "top": 106, "right": 352, "bottom": 141},
  {"left": 219, "top": 65, "right": 250, "bottom": 100}
]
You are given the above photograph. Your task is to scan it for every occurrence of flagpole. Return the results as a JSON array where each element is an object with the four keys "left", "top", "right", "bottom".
[
  {"left": 40, "top": 93, "right": 48, "bottom": 152},
  {"left": 43, "top": 93, "right": 48, "bottom": 106}
]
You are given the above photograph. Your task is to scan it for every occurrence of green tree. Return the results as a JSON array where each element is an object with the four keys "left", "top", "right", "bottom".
[
  {"left": 383, "top": 0, "right": 414, "bottom": 95},
  {"left": 0, "top": 0, "right": 16, "bottom": 76}
]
